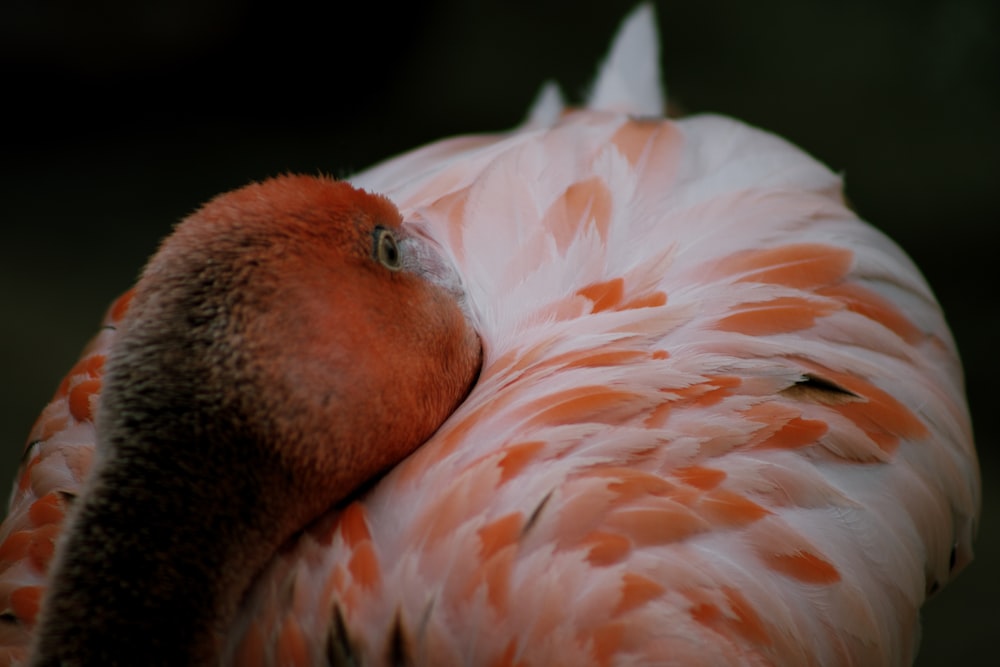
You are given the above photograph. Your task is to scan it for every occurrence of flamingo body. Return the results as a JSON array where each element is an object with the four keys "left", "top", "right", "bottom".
[{"left": 0, "top": 6, "right": 978, "bottom": 666}]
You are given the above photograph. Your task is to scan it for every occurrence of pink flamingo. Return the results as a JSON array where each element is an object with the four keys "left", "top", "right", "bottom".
[{"left": 0, "top": 6, "right": 978, "bottom": 666}]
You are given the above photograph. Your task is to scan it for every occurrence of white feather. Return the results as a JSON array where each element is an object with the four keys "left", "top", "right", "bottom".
[{"left": 587, "top": 3, "right": 665, "bottom": 116}]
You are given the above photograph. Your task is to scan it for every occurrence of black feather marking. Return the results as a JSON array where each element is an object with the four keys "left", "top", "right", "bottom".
[
  {"left": 387, "top": 611, "right": 412, "bottom": 667},
  {"left": 522, "top": 490, "right": 554, "bottom": 537},
  {"left": 781, "top": 373, "right": 862, "bottom": 405},
  {"left": 326, "top": 605, "right": 358, "bottom": 667},
  {"left": 19, "top": 440, "right": 41, "bottom": 467}
]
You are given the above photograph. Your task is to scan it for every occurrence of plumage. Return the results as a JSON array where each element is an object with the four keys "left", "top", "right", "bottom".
[{"left": 0, "top": 5, "right": 978, "bottom": 666}]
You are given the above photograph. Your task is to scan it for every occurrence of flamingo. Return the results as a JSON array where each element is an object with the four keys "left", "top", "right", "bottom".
[{"left": 0, "top": 5, "right": 978, "bottom": 666}]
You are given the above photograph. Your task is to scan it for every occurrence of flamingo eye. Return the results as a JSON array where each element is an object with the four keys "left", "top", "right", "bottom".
[{"left": 373, "top": 227, "right": 402, "bottom": 271}]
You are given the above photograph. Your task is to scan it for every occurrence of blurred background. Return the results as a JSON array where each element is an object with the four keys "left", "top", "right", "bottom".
[{"left": 0, "top": 0, "right": 996, "bottom": 662}]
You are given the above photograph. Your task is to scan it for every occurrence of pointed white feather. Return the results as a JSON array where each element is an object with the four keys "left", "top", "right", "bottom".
[
  {"left": 523, "top": 81, "right": 566, "bottom": 128},
  {"left": 587, "top": 3, "right": 665, "bottom": 116}
]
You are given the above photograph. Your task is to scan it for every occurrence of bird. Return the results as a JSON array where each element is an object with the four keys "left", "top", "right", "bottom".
[{"left": 0, "top": 4, "right": 979, "bottom": 666}]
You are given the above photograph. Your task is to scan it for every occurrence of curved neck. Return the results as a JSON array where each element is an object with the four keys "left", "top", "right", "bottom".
[
  {"left": 30, "top": 417, "right": 302, "bottom": 666},
  {"left": 29, "top": 283, "right": 325, "bottom": 665}
]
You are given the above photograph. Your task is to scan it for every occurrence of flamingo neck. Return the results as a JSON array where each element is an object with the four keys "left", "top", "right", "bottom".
[{"left": 29, "top": 353, "right": 318, "bottom": 666}]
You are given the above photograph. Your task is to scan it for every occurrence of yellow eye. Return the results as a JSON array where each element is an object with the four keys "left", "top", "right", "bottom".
[{"left": 373, "top": 226, "right": 402, "bottom": 271}]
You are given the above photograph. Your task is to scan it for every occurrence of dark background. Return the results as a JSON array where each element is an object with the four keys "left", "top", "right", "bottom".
[{"left": 0, "top": 1, "right": 996, "bottom": 663}]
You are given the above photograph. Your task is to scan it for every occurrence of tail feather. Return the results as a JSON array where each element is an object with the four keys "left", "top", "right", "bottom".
[
  {"left": 522, "top": 80, "right": 566, "bottom": 128},
  {"left": 587, "top": 3, "right": 665, "bottom": 116}
]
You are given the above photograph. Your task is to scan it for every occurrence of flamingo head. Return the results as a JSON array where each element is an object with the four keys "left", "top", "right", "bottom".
[{"left": 30, "top": 175, "right": 482, "bottom": 666}]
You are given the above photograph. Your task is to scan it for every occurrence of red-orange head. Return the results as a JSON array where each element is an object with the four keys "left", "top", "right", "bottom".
[{"left": 31, "top": 175, "right": 482, "bottom": 666}]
